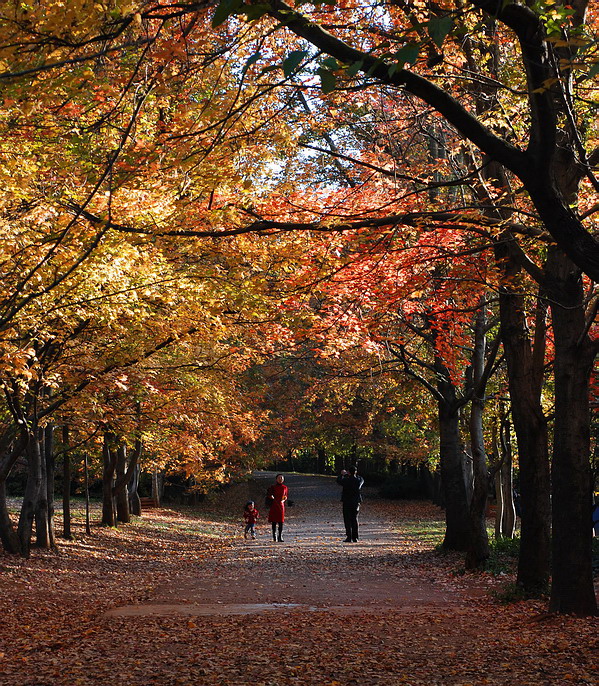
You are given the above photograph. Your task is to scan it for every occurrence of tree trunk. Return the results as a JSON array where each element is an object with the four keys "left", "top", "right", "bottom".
[
  {"left": 438, "top": 397, "right": 470, "bottom": 551},
  {"left": 62, "top": 425, "right": 72, "bottom": 539},
  {"left": 18, "top": 428, "right": 42, "bottom": 558},
  {"left": 494, "top": 469, "right": 503, "bottom": 540},
  {"left": 45, "top": 425, "right": 56, "bottom": 547},
  {"left": 466, "top": 396, "right": 489, "bottom": 568},
  {"left": 0, "top": 433, "right": 29, "bottom": 554},
  {"left": 151, "top": 468, "right": 162, "bottom": 507},
  {"left": 84, "top": 452, "right": 91, "bottom": 535},
  {"left": 491, "top": 418, "right": 504, "bottom": 539},
  {"left": 101, "top": 433, "right": 117, "bottom": 527},
  {"left": 465, "top": 301, "right": 490, "bottom": 569},
  {"left": 115, "top": 444, "right": 130, "bottom": 523},
  {"left": 496, "top": 243, "right": 551, "bottom": 592},
  {"left": 499, "top": 415, "right": 516, "bottom": 539},
  {"left": 546, "top": 247, "right": 598, "bottom": 616},
  {"left": 35, "top": 427, "right": 51, "bottom": 548},
  {"left": 0, "top": 479, "right": 20, "bottom": 554},
  {"left": 317, "top": 447, "right": 326, "bottom": 475},
  {"left": 129, "top": 463, "right": 141, "bottom": 516},
  {"left": 432, "top": 469, "right": 443, "bottom": 508}
]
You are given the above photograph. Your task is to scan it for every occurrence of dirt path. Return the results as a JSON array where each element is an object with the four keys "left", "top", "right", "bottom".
[
  {"left": 1, "top": 473, "right": 595, "bottom": 686},
  {"left": 109, "top": 472, "right": 462, "bottom": 618}
]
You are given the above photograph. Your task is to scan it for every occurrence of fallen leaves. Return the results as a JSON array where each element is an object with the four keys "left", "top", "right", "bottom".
[{"left": 0, "top": 484, "right": 596, "bottom": 685}]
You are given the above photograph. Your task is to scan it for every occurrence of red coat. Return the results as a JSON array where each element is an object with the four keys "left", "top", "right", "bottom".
[
  {"left": 244, "top": 507, "right": 259, "bottom": 525},
  {"left": 267, "top": 483, "right": 288, "bottom": 523}
]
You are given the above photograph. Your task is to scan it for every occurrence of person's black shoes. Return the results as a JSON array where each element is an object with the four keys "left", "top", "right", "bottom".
[{"left": 344, "top": 537, "right": 352, "bottom": 542}]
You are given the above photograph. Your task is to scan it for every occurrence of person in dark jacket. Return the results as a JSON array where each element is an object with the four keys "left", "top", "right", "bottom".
[{"left": 337, "top": 466, "right": 364, "bottom": 542}]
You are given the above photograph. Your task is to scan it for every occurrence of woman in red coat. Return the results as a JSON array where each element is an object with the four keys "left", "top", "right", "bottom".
[{"left": 266, "top": 474, "right": 288, "bottom": 542}]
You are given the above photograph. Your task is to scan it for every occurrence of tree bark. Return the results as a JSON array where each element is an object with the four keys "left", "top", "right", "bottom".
[
  {"left": 0, "top": 479, "right": 20, "bottom": 554},
  {"left": 151, "top": 468, "right": 162, "bottom": 507},
  {"left": 35, "top": 426, "right": 51, "bottom": 548},
  {"left": 115, "top": 444, "right": 130, "bottom": 523},
  {"left": 495, "top": 243, "right": 551, "bottom": 592},
  {"left": 84, "top": 452, "right": 91, "bottom": 535},
  {"left": 101, "top": 432, "right": 117, "bottom": 527},
  {"left": 62, "top": 425, "right": 72, "bottom": 539},
  {"left": 465, "top": 301, "right": 490, "bottom": 569},
  {"left": 494, "top": 469, "right": 503, "bottom": 540},
  {"left": 17, "top": 427, "right": 42, "bottom": 558},
  {"left": 35, "top": 424, "right": 55, "bottom": 548},
  {"left": 129, "top": 463, "right": 141, "bottom": 516},
  {"left": 546, "top": 247, "right": 598, "bottom": 616},
  {"left": 436, "top": 359, "right": 471, "bottom": 551},
  {"left": 0, "top": 433, "right": 29, "bottom": 554},
  {"left": 499, "top": 415, "right": 516, "bottom": 539}
]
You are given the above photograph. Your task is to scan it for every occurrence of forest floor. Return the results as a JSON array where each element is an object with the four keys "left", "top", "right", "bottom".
[{"left": 0, "top": 471, "right": 597, "bottom": 685}]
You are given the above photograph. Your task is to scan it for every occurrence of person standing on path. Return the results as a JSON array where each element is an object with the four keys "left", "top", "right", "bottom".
[
  {"left": 337, "top": 466, "right": 364, "bottom": 542},
  {"left": 267, "top": 474, "right": 288, "bottom": 542}
]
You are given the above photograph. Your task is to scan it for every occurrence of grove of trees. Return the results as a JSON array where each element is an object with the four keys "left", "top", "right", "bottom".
[{"left": 0, "top": 0, "right": 596, "bottom": 616}]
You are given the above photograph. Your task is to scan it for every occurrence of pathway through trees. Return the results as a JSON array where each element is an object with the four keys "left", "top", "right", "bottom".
[
  {"left": 0, "top": 473, "right": 596, "bottom": 685},
  {"left": 110, "top": 472, "right": 463, "bottom": 618}
]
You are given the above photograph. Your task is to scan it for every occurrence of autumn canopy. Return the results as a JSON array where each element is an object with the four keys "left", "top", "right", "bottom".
[{"left": 0, "top": 0, "right": 597, "bottom": 616}]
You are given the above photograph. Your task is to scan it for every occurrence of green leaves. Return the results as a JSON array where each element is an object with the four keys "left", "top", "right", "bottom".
[
  {"left": 242, "top": 51, "right": 262, "bottom": 77},
  {"left": 282, "top": 51, "right": 337, "bottom": 92},
  {"left": 345, "top": 60, "right": 363, "bottom": 78},
  {"left": 283, "top": 50, "right": 309, "bottom": 77},
  {"left": 317, "top": 68, "right": 336, "bottom": 93},
  {"left": 244, "top": 3, "right": 271, "bottom": 21},
  {"left": 427, "top": 16, "right": 454, "bottom": 49},
  {"left": 212, "top": 0, "right": 270, "bottom": 26},
  {"left": 393, "top": 44, "right": 420, "bottom": 68},
  {"left": 317, "top": 57, "right": 339, "bottom": 93},
  {"left": 212, "top": 0, "right": 244, "bottom": 28}
]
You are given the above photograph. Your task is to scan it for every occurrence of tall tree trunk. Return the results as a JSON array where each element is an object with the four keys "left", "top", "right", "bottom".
[
  {"left": 44, "top": 425, "right": 55, "bottom": 547},
  {"left": 35, "top": 426, "right": 51, "bottom": 548},
  {"left": 546, "top": 247, "right": 598, "bottom": 616},
  {"left": 84, "top": 452, "right": 91, "bottom": 535},
  {"left": 317, "top": 446, "right": 326, "bottom": 475},
  {"left": 466, "top": 397, "right": 489, "bottom": 567},
  {"left": 129, "top": 462, "right": 141, "bottom": 516},
  {"left": 62, "top": 425, "right": 72, "bottom": 539},
  {"left": 18, "top": 427, "right": 42, "bottom": 558},
  {"left": 495, "top": 243, "right": 551, "bottom": 592},
  {"left": 494, "top": 469, "right": 504, "bottom": 540},
  {"left": 0, "top": 479, "right": 20, "bottom": 554},
  {"left": 437, "top": 384, "right": 471, "bottom": 551},
  {"left": 101, "top": 432, "right": 117, "bottom": 527},
  {"left": 491, "top": 418, "right": 506, "bottom": 539},
  {"left": 151, "top": 468, "right": 162, "bottom": 507},
  {"left": 0, "top": 433, "right": 29, "bottom": 554},
  {"left": 115, "top": 444, "right": 130, "bottom": 523},
  {"left": 465, "top": 301, "right": 490, "bottom": 569},
  {"left": 499, "top": 414, "right": 516, "bottom": 539}
]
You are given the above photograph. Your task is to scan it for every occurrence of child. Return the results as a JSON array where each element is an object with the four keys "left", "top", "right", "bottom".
[{"left": 243, "top": 501, "right": 259, "bottom": 539}]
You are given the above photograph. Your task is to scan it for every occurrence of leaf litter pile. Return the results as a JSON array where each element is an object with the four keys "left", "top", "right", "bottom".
[{"left": 0, "top": 474, "right": 596, "bottom": 686}]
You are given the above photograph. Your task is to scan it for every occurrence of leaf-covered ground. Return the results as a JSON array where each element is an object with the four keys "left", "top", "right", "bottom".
[{"left": 0, "top": 473, "right": 596, "bottom": 685}]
